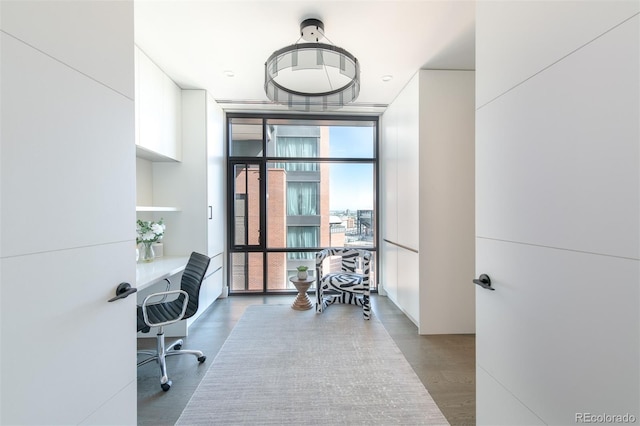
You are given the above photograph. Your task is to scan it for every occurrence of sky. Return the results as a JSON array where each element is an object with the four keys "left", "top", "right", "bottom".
[{"left": 328, "top": 126, "right": 375, "bottom": 212}]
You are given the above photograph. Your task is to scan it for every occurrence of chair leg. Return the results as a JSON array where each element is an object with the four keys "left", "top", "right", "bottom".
[
  {"left": 137, "top": 328, "right": 206, "bottom": 392},
  {"left": 166, "top": 338, "right": 184, "bottom": 352},
  {"left": 155, "top": 328, "right": 172, "bottom": 391},
  {"left": 363, "top": 294, "right": 371, "bottom": 320},
  {"left": 166, "top": 349, "right": 206, "bottom": 360},
  {"left": 316, "top": 285, "right": 324, "bottom": 314},
  {"left": 136, "top": 350, "right": 157, "bottom": 367}
]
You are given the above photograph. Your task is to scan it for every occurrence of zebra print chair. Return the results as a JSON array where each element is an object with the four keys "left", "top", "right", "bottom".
[{"left": 315, "top": 248, "right": 372, "bottom": 320}]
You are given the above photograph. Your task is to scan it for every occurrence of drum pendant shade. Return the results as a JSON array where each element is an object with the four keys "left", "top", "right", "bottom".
[{"left": 264, "top": 19, "right": 360, "bottom": 111}]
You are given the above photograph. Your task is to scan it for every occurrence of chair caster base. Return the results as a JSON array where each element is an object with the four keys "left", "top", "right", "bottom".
[
  {"left": 161, "top": 380, "right": 172, "bottom": 392},
  {"left": 198, "top": 356, "right": 206, "bottom": 363}
]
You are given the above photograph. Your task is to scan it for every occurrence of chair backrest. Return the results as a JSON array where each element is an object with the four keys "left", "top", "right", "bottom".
[
  {"left": 178, "top": 252, "right": 211, "bottom": 319},
  {"left": 316, "top": 248, "right": 371, "bottom": 287}
]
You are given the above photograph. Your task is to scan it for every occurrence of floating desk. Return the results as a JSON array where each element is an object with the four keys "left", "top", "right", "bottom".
[
  {"left": 136, "top": 256, "right": 190, "bottom": 291},
  {"left": 136, "top": 255, "right": 224, "bottom": 337}
]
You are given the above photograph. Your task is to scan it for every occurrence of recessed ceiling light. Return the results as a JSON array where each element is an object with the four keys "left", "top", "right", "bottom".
[
  {"left": 224, "top": 70, "right": 235, "bottom": 77},
  {"left": 381, "top": 75, "right": 393, "bottom": 82}
]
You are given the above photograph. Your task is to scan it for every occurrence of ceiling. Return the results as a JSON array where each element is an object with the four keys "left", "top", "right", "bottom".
[{"left": 134, "top": 0, "right": 476, "bottom": 115}]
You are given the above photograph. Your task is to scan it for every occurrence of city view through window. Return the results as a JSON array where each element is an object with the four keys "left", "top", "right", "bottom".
[{"left": 228, "top": 116, "right": 377, "bottom": 293}]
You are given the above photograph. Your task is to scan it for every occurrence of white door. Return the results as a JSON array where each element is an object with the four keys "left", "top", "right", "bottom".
[
  {"left": 476, "top": 2, "right": 639, "bottom": 425},
  {"left": 1, "top": 1, "right": 137, "bottom": 424}
]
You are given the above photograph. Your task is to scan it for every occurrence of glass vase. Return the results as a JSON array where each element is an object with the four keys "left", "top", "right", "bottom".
[{"left": 140, "top": 242, "right": 155, "bottom": 263}]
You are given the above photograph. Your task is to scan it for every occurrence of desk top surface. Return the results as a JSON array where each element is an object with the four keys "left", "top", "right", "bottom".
[{"left": 136, "top": 256, "right": 190, "bottom": 291}]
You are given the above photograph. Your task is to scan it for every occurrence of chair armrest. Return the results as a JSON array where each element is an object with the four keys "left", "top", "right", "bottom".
[{"left": 141, "top": 289, "right": 189, "bottom": 328}]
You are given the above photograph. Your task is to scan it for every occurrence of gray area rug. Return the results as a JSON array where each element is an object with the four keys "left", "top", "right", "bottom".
[{"left": 176, "top": 304, "right": 449, "bottom": 425}]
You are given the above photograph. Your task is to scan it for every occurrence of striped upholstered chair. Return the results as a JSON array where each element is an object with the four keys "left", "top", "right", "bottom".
[{"left": 315, "top": 248, "right": 372, "bottom": 320}]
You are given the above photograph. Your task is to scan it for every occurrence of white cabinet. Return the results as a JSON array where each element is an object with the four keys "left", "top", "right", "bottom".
[
  {"left": 187, "top": 253, "right": 224, "bottom": 328},
  {"left": 134, "top": 47, "right": 182, "bottom": 210},
  {"left": 207, "top": 92, "right": 225, "bottom": 257},
  {"left": 151, "top": 89, "right": 226, "bottom": 323},
  {"left": 133, "top": 57, "right": 225, "bottom": 332},
  {"left": 135, "top": 46, "right": 182, "bottom": 162},
  {"left": 380, "top": 70, "right": 475, "bottom": 334}
]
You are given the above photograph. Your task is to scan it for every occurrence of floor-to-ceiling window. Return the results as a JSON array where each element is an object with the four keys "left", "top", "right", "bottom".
[{"left": 227, "top": 114, "right": 378, "bottom": 294}]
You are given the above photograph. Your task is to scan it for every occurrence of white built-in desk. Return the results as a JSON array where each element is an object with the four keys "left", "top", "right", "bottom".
[
  {"left": 136, "top": 254, "right": 224, "bottom": 338},
  {"left": 136, "top": 256, "right": 190, "bottom": 291}
]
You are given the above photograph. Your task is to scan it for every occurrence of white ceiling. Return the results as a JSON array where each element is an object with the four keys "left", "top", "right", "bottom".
[{"left": 134, "top": 0, "right": 476, "bottom": 115}]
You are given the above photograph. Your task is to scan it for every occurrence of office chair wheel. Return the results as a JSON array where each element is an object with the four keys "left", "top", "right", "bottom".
[
  {"left": 161, "top": 381, "right": 172, "bottom": 392},
  {"left": 173, "top": 343, "right": 182, "bottom": 350},
  {"left": 197, "top": 356, "right": 206, "bottom": 363}
]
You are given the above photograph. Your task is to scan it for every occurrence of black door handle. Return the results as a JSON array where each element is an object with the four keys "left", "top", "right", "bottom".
[
  {"left": 473, "top": 274, "right": 494, "bottom": 290},
  {"left": 108, "top": 282, "right": 137, "bottom": 302}
]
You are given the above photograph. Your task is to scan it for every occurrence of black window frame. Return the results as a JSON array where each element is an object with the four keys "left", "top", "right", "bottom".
[{"left": 227, "top": 113, "right": 379, "bottom": 294}]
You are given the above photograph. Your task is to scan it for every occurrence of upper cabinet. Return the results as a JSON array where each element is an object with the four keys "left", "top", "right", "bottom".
[{"left": 135, "top": 46, "right": 182, "bottom": 162}]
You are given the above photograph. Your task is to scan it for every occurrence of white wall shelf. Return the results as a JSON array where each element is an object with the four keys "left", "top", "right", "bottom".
[
  {"left": 136, "top": 145, "right": 180, "bottom": 163},
  {"left": 136, "top": 206, "right": 180, "bottom": 212}
]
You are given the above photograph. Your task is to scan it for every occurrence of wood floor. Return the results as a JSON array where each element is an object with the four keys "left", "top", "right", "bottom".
[{"left": 137, "top": 294, "right": 475, "bottom": 425}]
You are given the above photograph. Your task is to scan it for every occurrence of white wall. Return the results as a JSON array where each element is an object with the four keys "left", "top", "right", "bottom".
[
  {"left": 476, "top": 2, "right": 639, "bottom": 424},
  {"left": 136, "top": 157, "right": 154, "bottom": 206},
  {"left": 380, "top": 70, "right": 475, "bottom": 334}
]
